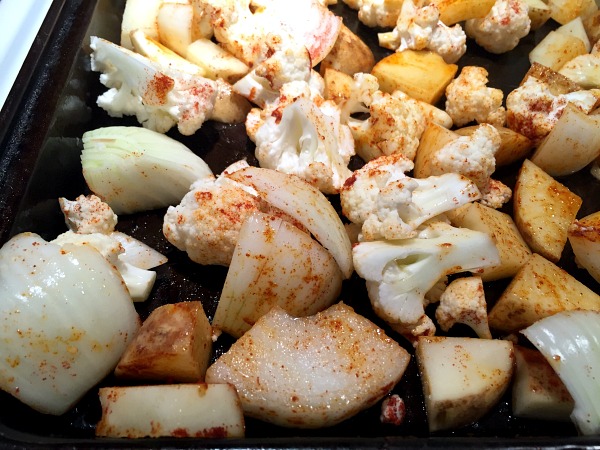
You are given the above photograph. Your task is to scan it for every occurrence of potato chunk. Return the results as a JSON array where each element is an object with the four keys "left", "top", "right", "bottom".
[
  {"left": 447, "top": 202, "right": 532, "bottom": 282},
  {"left": 512, "top": 345, "right": 574, "bottom": 421},
  {"left": 488, "top": 253, "right": 600, "bottom": 333},
  {"left": 115, "top": 301, "right": 212, "bottom": 382},
  {"left": 371, "top": 50, "right": 458, "bottom": 104},
  {"left": 416, "top": 336, "right": 514, "bottom": 432},
  {"left": 206, "top": 303, "right": 410, "bottom": 428},
  {"left": 513, "top": 159, "right": 582, "bottom": 263},
  {"left": 96, "top": 384, "right": 244, "bottom": 438}
]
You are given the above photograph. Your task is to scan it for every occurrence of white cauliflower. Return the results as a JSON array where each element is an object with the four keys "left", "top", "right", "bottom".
[
  {"left": 435, "top": 276, "right": 492, "bottom": 339},
  {"left": 201, "top": 0, "right": 341, "bottom": 67},
  {"left": 247, "top": 81, "right": 355, "bottom": 194},
  {"left": 342, "top": 0, "right": 403, "bottom": 28},
  {"left": 506, "top": 76, "right": 600, "bottom": 145},
  {"left": 233, "top": 33, "right": 312, "bottom": 108},
  {"left": 328, "top": 72, "right": 452, "bottom": 163},
  {"left": 163, "top": 161, "right": 305, "bottom": 266},
  {"left": 90, "top": 36, "right": 218, "bottom": 136},
  {"left": 465, "top": 0, "right": 531, "bottom": 54},
  {"left": 429, "top": 123, "right": 511, "bottom": 209},
  {"left": 55, "top": 194, "right": 167, "bottom": 302},
  {"left": 59, "top": 194, "right": 117, "bottom": 234},
  {"left": 163, "top": 172, "right": 263, "bottom": 266},
  {"left": 339, "top": 153, "right": 481, "bottom": 241},
  {"left": 559, "top": 53, "right": 600, "bottom": 89},
  {"left": 378, "top": 0, "right": 466, "bottom": 64},
  {"left": 336, "top": 73, "right": 380, "bottom": 124},
  {"left": 349, "top": 90, "right": 426, "bottom": 162},
  {"left": 352, "top": 221, "right": 500, "bottom": 337},
  {"left": 445, "top": 66, "right": 507, "bottom": 127}
]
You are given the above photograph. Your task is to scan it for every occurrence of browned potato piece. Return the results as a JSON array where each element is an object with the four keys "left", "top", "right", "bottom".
[
  {"left": 513, "top": 159, "right": 582, "bottom": 263},
  {"left": 447, "top": 202, "right": 532, "bottom": 282},
  {"left": 512, "top": 345, "right": 574, "bottom": 421},
  {"left": 547, "top": 0, "right": 594, "bottom": 25},
  {"left": 454, "top": 125, "right": 534, "bottom": 167},
  {"left": 583, "top": 10, "right": 600, "bottom": 47},
  {"left": 488, "top": 253, "right": 600, "bottom": 333},
  {"left": 319, "top": 24, "right": 375, "bottom": 76},
  {"left": 520, "top": 62, "right": 582, "bottom": 95},
  {"left": 323, "top": 68, "right": 355, "bottom": 103},
  {"left": 428, "top": 0, "right": 495, "bottom": 25},
  {"left": 416, "top": 336, "right": 514, "bottom": 432},
  {"left": 115, "top": 301, "right": 212, "bottom": 382},
  {"left": 413, "top": 123, "right": 459, "bottom": 178},
  {"left": 371, "top": 50, "right": 458, "bottom": 104}
]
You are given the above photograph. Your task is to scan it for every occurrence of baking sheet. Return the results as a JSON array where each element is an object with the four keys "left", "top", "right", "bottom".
[{"left": 0, "top": 0, "right": 599, "bottom": 448}]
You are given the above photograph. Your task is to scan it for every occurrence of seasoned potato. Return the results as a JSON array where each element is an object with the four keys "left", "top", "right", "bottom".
[
  {"left": 416, "top": 336, "right": 514, "bottom": 432},
  {"left": 512, "top": 345, "right": 574, "bottom": 421},
  {"left": 513, "top": 159, "right": 582, "bottom": 263},
  {"left": 115, "top": 301, "right": 213, "bottom": 382},
  {"left": 488, "top": 253, "right": 600, "bottom": 333},
  {"left": 319, "top": 24, "right": 375, "bottom": 76},
  {"left": 530, "top": 104, "right": 600, "bottom": 177},
  {"left": 522, "top": 0, "right": 552, "bottom": 30},
  {"left": 371, "top": 50, "right": 458, "bottom": 104},
  {"left": 447, "top": 202, "right": 532, "bottom": 282},
  {"left": 427, "top": 0, "right": 495, "bottom": 25},
  {"left": 96, "top": 384, "right": 245, "bottom": 438},
  {"left": 529, "top": 31, "right": 588, "bottom": 71}
]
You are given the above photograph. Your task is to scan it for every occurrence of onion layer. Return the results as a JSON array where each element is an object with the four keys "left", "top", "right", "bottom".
[
  {"left": 522, "top": 310, "right": 600, "bottom": 435},
  {"left": 0, "top": 233, "right": 140, "bottom": 415},
  {"left": 227, "top": 166, "right": 353, "bottom": 278},
  {"left": 214, "top": 211, "right": 343, "bottom": 338}
]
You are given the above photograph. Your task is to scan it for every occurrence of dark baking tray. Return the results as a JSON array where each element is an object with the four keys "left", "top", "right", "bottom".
[{"left": 1, "top": 0, "right": 599, "bottom": 448}]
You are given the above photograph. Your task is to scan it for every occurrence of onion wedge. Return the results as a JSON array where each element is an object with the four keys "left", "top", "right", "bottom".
[
  {"left": 522, "top": 310, "right": 600, "bottom": 435},
  {"left": 0, "top": 233, "right": 140, "bottom": 415},
  {"left": 227, "top": 166, "right": 353, "bottom": 278},
  {"left": 214, "top": 211, "right": 343, "bottom": 338}
]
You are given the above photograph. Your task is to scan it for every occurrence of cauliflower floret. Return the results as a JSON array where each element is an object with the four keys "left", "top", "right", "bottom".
[
  {"left": 59, "top": 195, "right": 117, "bottom": 234},
  {"left": 163, "top": 161, "right": 306, "bottom": 266},
  {"left": 430, "top": 123, "right": 511, "bottom": 208},
  {"left": 340, "top": 153, "right": 481, "bottom": 241},
  {"left": 163, "top": 175, "right": 263, "bottom": 267},
  {"left": 559, "top": 53, "right": 600, "bottom": 89},
  {"left": 342, "top": 0, "right": 403, "bottom": 28},
  {"left": 352, "top": 221, "right": 500, "bottom": 337},
  {"left": 349, "top": 90, "right": 427, "bottom": 162},
  {"left": 202, "top": 0, "right": 341, "bottom": 67},
  {"left": 90, "top": 37, "right": 218, "bottom": 136},
  {"left": 445, "top": 66, "right": 507, "bottom": 127},
  {"left": 465, "top": 0, "right": 531, "bottom": 54},
  {"left": 435, "top": 276, "right": 492, "bottom": 339},
  {"left": 431, "top": 124, "right": 497, "bottom": 188},
  {"left": 378, "top": 0, "right": 466, "bottom": 64},
  {"left": 506, "top": 76, "right": 600, "bottom": 144},
  {"left": 233, "top": 33, "right": 312, "bottom": 108},
  {"left": 248, "top": 81, "right": 355, "bottom": 194},
  {"left": 337, "top": 73, "right": 380, "bottom": 123}
]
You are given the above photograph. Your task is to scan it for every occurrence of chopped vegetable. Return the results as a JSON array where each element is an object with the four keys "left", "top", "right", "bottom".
[{"left": 81, "top": 126, "right": 213, "bottom": 214}]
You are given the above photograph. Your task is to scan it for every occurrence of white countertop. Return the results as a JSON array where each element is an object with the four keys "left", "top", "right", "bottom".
[{"left": 0, "top": 0, "right": 52, "bottom": 111}]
